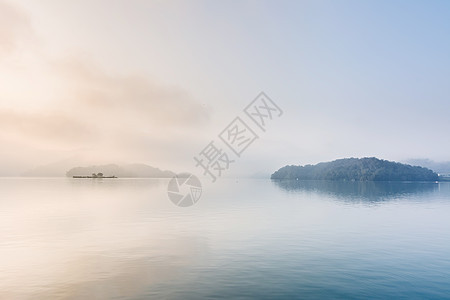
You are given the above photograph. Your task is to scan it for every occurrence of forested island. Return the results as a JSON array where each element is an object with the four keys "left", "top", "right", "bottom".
[{"left": 271, "top": 157, "right": 438, "bottom": 181}]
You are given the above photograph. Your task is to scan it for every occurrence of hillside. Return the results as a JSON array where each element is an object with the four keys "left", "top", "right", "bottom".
[
  {"left": 271, "top": 157, "right": 438, "bottom": 181},
  {"left": 66, "top": 164, "right": 174, "bottom": 178}
]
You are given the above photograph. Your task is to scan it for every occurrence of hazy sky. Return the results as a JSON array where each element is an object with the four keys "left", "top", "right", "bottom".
[{"left": 1, "top": 0, "right": 450, "bottom": 176}]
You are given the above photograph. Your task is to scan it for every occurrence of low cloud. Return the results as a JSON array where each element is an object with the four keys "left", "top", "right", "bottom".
[
  {"left": 0, "top": 1, "right": 210, "bottom": 174},
  {"left": 54, "top": 57, "right": 209, "bottom": 128}
]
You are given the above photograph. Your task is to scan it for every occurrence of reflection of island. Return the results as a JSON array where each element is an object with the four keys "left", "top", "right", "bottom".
[{"left": 272, "top": 180, "right": 440, "bottom": 202}]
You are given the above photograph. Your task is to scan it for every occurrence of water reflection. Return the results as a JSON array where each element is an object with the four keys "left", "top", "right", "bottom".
[
  {"left": 1, "top": 178, "right": 450, "bottom": 299},
  {"left": 272, "top": 180, "right": 441, "bottom": 202},
  {"left": 0, "top": 178, "right": 209, "bottom": 299}
]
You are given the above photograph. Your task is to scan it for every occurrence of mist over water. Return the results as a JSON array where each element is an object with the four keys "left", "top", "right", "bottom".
[
  {"left": 1, "top": 178, "right": 450, "bottom": 299},
  {"left": 2, "top": 1, "right": 450, "bottom": 299}
]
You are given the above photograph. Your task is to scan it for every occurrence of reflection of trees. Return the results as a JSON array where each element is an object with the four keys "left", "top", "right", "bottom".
[{"left": 272, "top": 180, "right": 441, "bottom": 202}]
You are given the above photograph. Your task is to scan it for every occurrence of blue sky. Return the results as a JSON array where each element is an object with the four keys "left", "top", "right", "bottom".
[{"left": 1, "top": 0, "right": 450, "bottom": 175}]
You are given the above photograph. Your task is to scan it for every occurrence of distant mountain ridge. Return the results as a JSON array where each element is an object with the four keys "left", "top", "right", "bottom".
[
  {"left": 66, "top": 164, "right": 174, "bottom": 178},
  {"left": 405, "top": 159, "right": 450, "bottom": 174},
  {"left": 271, "top": 157, "right": 438, "bottom": 181}
]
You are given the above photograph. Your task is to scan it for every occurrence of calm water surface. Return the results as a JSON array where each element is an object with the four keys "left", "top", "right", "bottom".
[{"left": 1, "top": 178, "right": 450, "bottom": 299}]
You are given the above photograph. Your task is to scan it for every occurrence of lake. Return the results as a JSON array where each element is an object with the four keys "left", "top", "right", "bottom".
[{"left": 1, "top": 178, "right": 450, "bottom": 299}]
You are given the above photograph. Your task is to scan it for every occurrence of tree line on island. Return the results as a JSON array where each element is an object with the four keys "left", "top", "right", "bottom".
[{"left": 271, "top": 157, "right": 438, "bottom": 181}]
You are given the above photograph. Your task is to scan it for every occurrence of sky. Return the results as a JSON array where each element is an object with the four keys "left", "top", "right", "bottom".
[{"left": 1, "top": 0, "right": 450, "bottom": 177}]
